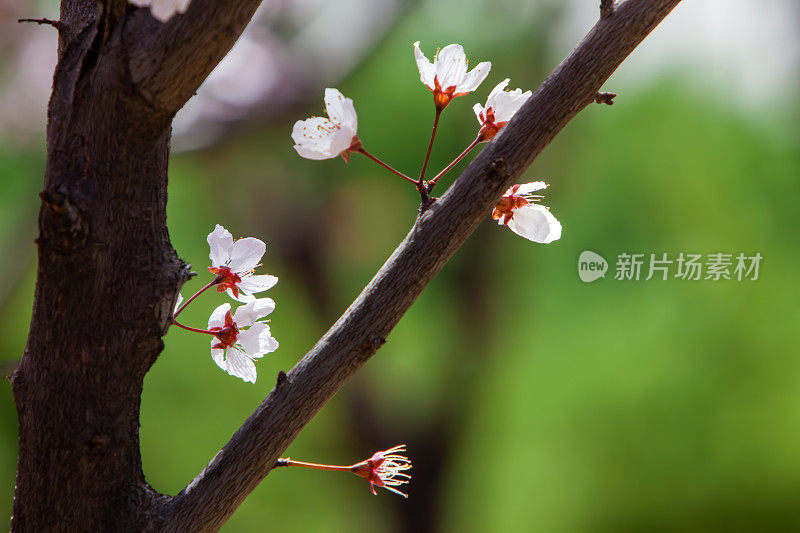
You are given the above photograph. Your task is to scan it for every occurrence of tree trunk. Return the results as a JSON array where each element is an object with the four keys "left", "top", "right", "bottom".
[{"left": 12, "top": 30, "right": 185, "bottom": 533}]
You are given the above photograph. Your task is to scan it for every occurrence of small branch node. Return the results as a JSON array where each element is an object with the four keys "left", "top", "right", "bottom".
[
  {"left": 418, "top": 195, "right": 437, "bottom": 215},
  {"left": 487, "top": 158, "right": 507, "bottom": 181},
  {"left": 274, "top": 458, "right": 290, "bottom": 468},
  {"left": 89, "top": 435, "right": 110, "bottom": 448},
  {"left": 370, "top": 336, "right": 386, "bottom": 348},
  {"left": 18, "top": 17, "right": 62, "bottom": 29},
  {"left": 276, "top": 370, "right": 290, "bottom": 388},
  {"left": 600, "top": 0, "right": 615, "bottom": 19},
  {"left": 594, "top": 92, "right": 617, "bottom": 105}
]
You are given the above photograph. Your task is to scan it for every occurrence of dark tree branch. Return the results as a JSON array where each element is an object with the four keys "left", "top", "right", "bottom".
[
  {"left": 164, "top": 0, "right": 681, "bottom": 529},
  {"left": 124, "top": 0, "right": 265, "bottom": 114}
]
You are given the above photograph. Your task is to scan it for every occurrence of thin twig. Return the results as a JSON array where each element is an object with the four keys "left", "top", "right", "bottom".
[
  {"left": 172, "top": 319, "right": 216, "bottom": 336},
  {"left": 418, "top": 109, "right": 441, "bottom": 183},
  {"left": 173, "top": 278, "right": 220, "bottom": 320},
  {"left": 18, "top": 18, "right": 62, "bottom": 28},
  {"left": 427, "top": 135, "right": 482, "bottom": 192},
  {"left": 356, "top": 147, "right": 417, "bottom": 184},
  {"left": 417, "top": 109, "right": 442, "bottom": 205}
]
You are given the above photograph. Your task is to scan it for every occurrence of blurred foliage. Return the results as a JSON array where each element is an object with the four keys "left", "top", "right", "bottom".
[{"left": 1, "top": 1, "right": 799, "bottom": 531}]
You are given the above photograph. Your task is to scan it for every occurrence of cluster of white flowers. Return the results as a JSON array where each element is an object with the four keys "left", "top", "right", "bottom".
[
  {"left": 174, "top": 225, "right": 279, "bottom": 383},
  {"left": 291, "top": 41, "right": 561, "bottom": 244}
]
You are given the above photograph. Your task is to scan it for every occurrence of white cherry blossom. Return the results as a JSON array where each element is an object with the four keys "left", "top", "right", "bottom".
[
  {"left": 129, "top": 0, "right": 191, "bottom": 22},
  {"left": 292, "top": 88, "right": 359, "bottom": 161},
  {"left": 208, "top": 299, "right": 278, "bottom": 383},
  {"left": 207, "top": 224, "right": 278, "bottom": 302},
  {"left": 413, "top": 41, "right": 491, "bottom": 109},
  {"left": 473, "top": 79, "right": 532, "bottom": 141},
  {"left": 492, "top": 182, "right": 562, "bottom": 244}
]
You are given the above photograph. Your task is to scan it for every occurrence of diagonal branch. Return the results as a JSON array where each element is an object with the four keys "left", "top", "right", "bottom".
[{"left": 165, "top": 0, "right": 681, "bottom": 529}]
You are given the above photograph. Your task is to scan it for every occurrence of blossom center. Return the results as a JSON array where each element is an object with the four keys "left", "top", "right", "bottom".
[
  {"left": 209, "top": 266, "right": 244, "bottom": 297},
  {"left": 492, "top": 194, "right": 529, "bottom": 225},
  {"left": 210, "top": 311, "right": 239, "bottom": 349},
  {"left": 478, "top": 108, "right": 509, "bottom": 142},
  {"left": 352, "top": 454, "right": 387, "bottom": 486},
  {"left": 432, "top": 76, "right": 456, "bottom": 110}
]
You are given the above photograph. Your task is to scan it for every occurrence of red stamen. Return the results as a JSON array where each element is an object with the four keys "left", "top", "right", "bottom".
[
  {"left": 209, "top": 311, "right": 239, "bottom": 348},
  {"left": 209, "top": 266, "right": 243, "bottom": 297}
]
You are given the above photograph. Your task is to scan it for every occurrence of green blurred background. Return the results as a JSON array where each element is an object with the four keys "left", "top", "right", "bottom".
[{"left": 1, "top": 0, "right": 799, "bottom": 531}]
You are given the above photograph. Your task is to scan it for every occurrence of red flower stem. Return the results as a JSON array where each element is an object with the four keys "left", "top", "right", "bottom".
[
  {"left": 418, "top": 108, "right": 442, "bottom": 184},
  {"left": 427, "top": 134, "right": 482, "bottom": 191},
  {"left": 355, "top": 147, "right": 417, "bottom": 185},
  {"left": 173, "top": 277, "right": 222, "bottom": 320},
  {"left": 172, "top": 319, "right": 218, "bottom": 336},
  {"left": 274, "top": 458, "right": 354, "bottom": 473}
]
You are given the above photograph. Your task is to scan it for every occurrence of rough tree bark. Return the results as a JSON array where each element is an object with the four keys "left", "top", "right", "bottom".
[{"left": 11, "top": 0, "right": 680, "bottom": 530}]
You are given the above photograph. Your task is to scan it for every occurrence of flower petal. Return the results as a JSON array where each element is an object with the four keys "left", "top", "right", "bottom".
[
  {"left": 228, "top": 237, "right": 265, "bottom": 272},
  {"left": 233, "top": 297, "right": 275, "bottom": 326},
  {"left": 328, "top": 127, "right": 357, "bottom": 159},
  {"left": 324, "top": 88, "right": 358, "bottom": 133},
  {"left": 239, "top": 274, "right": 278, "bottom": 295},
  {"left": 224, "top": 348, "right": 258, "bottom": 383},
  {"left": 454, "top": 60, "right": 491, "bottom": 95},
  {"left": 487, "top": 79, "right": 531, "bottom": 123},
  {"left": 434, "top": 44, "right": 468, "bottom": 90},
  {"left": 237, "top": 324, "right": 268, "bottom": 355},
  {"left": 210, "top": 346, "right": 226, "bottom": 371},
  {"left": 292, "top": 117, "right": 342, "bottom": 160},
  {"left": 208, "top": 303, "right": 231, "bottom": 328},
  {"left": 413, "top": 41, "right": 435, "bottom": 90},
  {"left": 226, "top": 288, "right": 256, "bottom": 303},
  {"left": 515, "top": 181, "right": 548, "bottom": 195},
  {"left": 232, "top": 301, "right": 255, "bottom": 326},
  {"left": 506, "top": 204, "right": 562, "bottom": 243},
  {"left": 207, "top": 224, "right": 233, "bottom": 267},
  {"left": 294, "top": 143, "right": 333, "bottom": 160},
  {"left": 487, "top": 78, "right": 510, "bottom": 102},
  {"left": 258, "top": 325, "right": 279, "bottom": 353},
  {"left": 473, "top": 102, "right": 486, "bottom": 125},
  {"left": 253, "top": 298, "right": 276, "bottom": 317}
]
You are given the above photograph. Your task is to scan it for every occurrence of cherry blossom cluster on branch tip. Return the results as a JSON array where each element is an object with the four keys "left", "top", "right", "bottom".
[
  {"left": 173, "top": 225, "right": 279, "bottom": 383},
  {"left": 128, "top": 0, "right": 191, "bottom": 23},
  {"left": 290, "top": 41, "right": 562, "bottom": 244}
]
